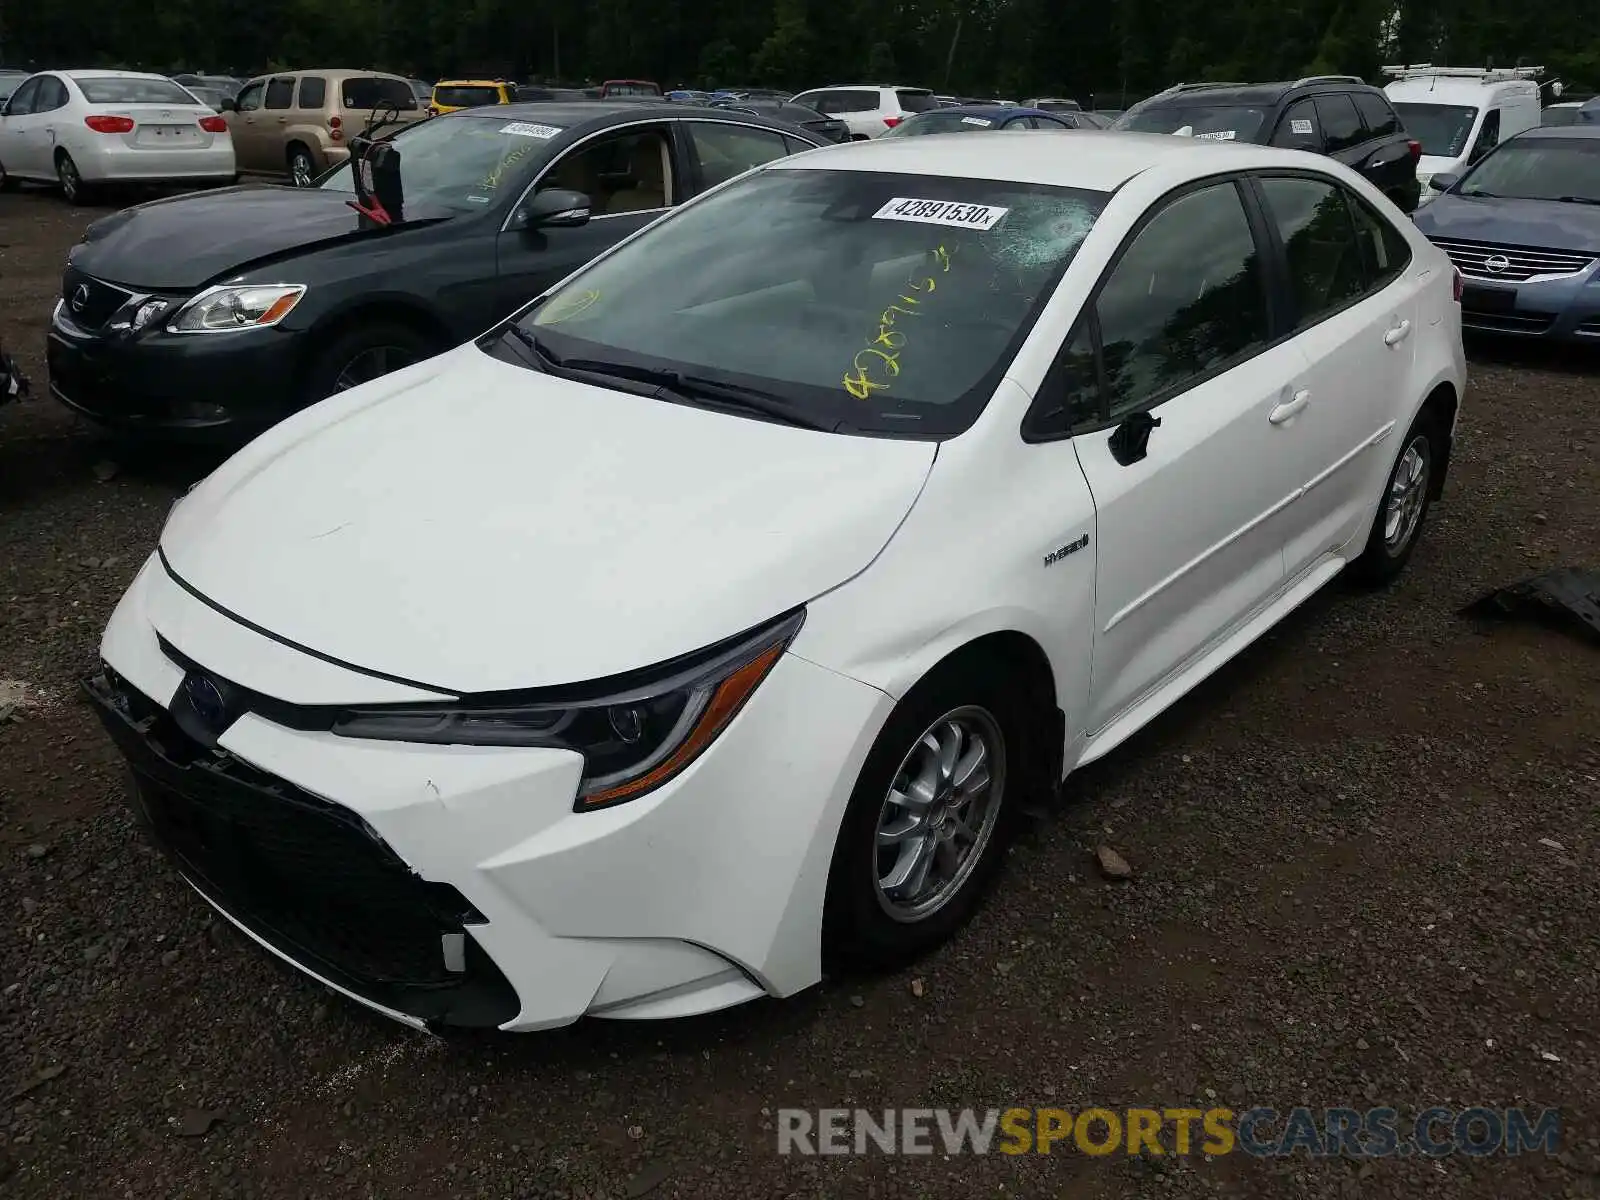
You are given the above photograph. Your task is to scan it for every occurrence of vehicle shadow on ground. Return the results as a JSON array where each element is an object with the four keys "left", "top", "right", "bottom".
[{"left": 1463, "top": 333, "right": 1600, "bottom": 375}]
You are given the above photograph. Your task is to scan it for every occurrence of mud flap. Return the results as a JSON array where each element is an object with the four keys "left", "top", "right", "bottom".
[{"left": 1460, "top": 568, "right": 1600, "bottom": 646}]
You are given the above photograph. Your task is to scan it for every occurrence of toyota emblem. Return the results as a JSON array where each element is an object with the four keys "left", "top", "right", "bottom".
[
  {"left": 1484, "top": 254, "right": 1511, "bottom": 274},
  {"left": 70, "top": 283, "right": 90, "bottom": 313},
  {"left": 182, "top": 673, "right": 231, "bottom": 733}
]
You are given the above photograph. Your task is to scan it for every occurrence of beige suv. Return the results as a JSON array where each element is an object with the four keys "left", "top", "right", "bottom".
[{"left": 224, "top": 69, "right": 425, "bottom": 185}]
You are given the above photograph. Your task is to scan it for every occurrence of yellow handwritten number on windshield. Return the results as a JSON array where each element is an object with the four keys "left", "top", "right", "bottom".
[{"left": 841, "top": 243, "right": 955, "bottom": 400}]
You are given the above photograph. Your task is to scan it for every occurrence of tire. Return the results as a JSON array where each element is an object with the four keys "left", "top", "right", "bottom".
[
  {"left": 302, "top": 321, "right": 437, "bottom": 406},
  {"left": 824, "top": 661, "right": 1027, "bottom": 967},
  {"left": 0, "top": 158, "right": 15, "bottom": 192},
  {"left": 1349, "top": 410, "right": 1437, "bottom": 586},
  {"left": 287, "top": 144, "right": 315, "bottom": 188},
  {"left": 56, "top": 152, "right": 91, "bottom": 205}
]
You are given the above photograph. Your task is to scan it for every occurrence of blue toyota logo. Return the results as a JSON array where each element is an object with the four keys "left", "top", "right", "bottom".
[{"left": 182, "top": 673, "right": 231, "bottom": 731}]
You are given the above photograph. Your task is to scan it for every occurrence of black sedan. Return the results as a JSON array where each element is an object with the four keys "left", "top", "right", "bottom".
[
  {"left": 47, "top": 102, "right": 831, "bottom": 441},
  {"left": 710, "top": 98, "right": 849, "bottom": 143}
]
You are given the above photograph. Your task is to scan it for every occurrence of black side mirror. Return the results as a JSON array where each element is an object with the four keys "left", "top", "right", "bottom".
[
  {"left": 1108, "top": 411, "right": 1161, "bottom": 466},
  {"left": 518, "top": 187, "right": 592, "bottom": 230},
  {"left": 1428, "top": 172, "right": 1458, "bottom": 192}
]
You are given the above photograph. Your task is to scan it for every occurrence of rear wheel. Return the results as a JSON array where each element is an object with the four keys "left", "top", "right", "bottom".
[
  {"left": 0, "top": 158, "right": 15, "bottom": 191},
  {"left": 287, "top": 143, "right": 316, "bottom": 187},
  {"left": 56, "top": 152, "right": 90, "bottom": 205},
  {"left": 302, "top": 321, "right": 437, "bottom": 406},
  {"left": 1349, "top": 411, "right": 1437, "bottom": 585}
]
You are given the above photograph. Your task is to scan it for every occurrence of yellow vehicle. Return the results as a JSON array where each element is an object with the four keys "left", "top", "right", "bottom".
[{"left": 428, "top": 80, "right": 516, "bottom": 116}]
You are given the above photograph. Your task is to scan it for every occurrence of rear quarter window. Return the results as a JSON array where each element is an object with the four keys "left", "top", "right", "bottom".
[{"left": 342, "top": 76, "right": 419, "bottom": 112}]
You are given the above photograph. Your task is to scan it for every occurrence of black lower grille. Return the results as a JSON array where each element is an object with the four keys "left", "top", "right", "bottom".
[{"left": 85, "top": 669, "right": 518, "bottom": 1027}]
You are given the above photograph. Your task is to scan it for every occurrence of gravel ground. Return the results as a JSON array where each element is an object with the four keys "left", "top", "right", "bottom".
[{"left": 2, "top": 188, "right": 1598, "bottom": 1199}]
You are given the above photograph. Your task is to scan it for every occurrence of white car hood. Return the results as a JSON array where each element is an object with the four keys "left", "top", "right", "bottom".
[{"left": 161, "top": 345, "right": 936, "bottom": 693}]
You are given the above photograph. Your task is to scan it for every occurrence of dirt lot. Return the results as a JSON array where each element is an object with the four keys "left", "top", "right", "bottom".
[{"left": 1, "top": 187, "right": 1598, "bottom": 1199}]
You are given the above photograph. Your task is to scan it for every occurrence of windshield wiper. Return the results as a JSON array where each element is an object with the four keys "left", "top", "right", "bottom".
[
  {"left": 1555, "top": 195, "right": 1600, "bottom": 206},
  {"left": 540, "top": 349, "right": 843, "bottom": 432}
]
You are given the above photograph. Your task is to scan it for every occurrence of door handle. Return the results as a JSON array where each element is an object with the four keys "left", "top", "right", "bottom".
[
  {"left": 1268, "top": 389, "right": 1311, "bottom": 425},
  {"left": 1383, "top": 319, "right": 1412, "bottom": 347}
]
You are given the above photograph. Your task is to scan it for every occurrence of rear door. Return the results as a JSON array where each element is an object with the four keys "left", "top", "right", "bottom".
[
  {"left": 1250, "top": 172, "right": 1422, "bottom": 576},
  {"left": 1313, "top": 93, "right": 1369, "bottom": 173},
  {"left": 260, "top": 75, "right": 296, "bottom": 171},
  {"left": 2, "top": 77, "right": 48, "bottom": 175},
  {"left": 1351, "top": 91, "right": 1417, "bottom": 206}
]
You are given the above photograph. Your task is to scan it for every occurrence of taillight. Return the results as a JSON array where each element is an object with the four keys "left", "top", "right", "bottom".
[
  {"left": 883, "top": 116, "right": 901, "bottom": 128},
  {"left": 198, "top": 115, "right": 227, "bottom": 133},
  {"left": 1452, "top": 267, "right": 1464, "bottom": 303},
  {"left": 329, "top": 115, "right": 342, "bottom": 129},
  {"left": 328, "top": 114, "right": 343, "bottom": 141},
  {"left": 84, "top": 115, "right": 135, "bottom": 134},
  {"left": 1408, "top": 139, "right": 1421, "bottom": 161}
]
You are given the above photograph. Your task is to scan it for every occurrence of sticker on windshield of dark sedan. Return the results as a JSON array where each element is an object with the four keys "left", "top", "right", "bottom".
[
  {"left": 501, "top": 121, "right": 561, "bottom": 139},
  {"left": 960, "top": 117, "right": 993, "bottom": 127},
  {"left": 873, "top": 198, "right": 1009, "bottom": 230},
  {"left": 1195, "top": 130, "right": 1236, "bottom": 141}
]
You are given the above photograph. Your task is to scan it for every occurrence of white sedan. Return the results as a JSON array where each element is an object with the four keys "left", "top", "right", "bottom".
[
  {"left": 0, "top": 70, "right": 235, "bottom": 202},
  {"left": 88, "top": 131, "right": 1465, "bottom": 1032}
]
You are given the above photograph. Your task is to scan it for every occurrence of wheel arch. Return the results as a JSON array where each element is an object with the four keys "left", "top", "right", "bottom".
[
  {"left": 1418, "top": 379, "right": 1458, "bottom": 501},
  {"left": 294, "top": 297, "right": 453, "bottom": 397}
]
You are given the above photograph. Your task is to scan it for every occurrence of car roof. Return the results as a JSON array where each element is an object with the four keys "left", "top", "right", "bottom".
[
  {"left": 771, "top": 129, "right": 1302, "bottom": 189},
  {"left": 453, "top": 101, "right": 817, "bottom": 136},
  {"left": 435, "top": 79, "right": 509, "bottom": 87},
  {"left": 61, "top": 69, "right": 174, "bottom": 81},
  {"left": 1515, "top": 125, "right": 1600, "bottom": 140},
  {"left": 801, "top": 84, "right": 922, "bottom": 92},
  {"left": 927, "top": 104, "right": 1048, "bottom": 119},
  {"left": 1143, "top": 80, "right": 1386, "bottom": 107}
]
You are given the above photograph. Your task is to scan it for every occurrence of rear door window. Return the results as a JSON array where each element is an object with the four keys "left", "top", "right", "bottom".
[
  {"left": 342, "top": 76, "right": 419, "bottom": 112},
  {"left": 896, "top": 89, "right": 938, "bottom": 113},
  {"left": 264, "top": 77, "right": 295, "bottom": 110},
  {"left": 1353, "top": 92, "right": 1399, "bottom": 137},
  {"left": 35, "top": 76, "right": 69, "bottom": 112},
  {"left": 1256, "top": 176, "right": 1366, "bottom": 328},
  {"left": 297, "top": 76, "right": 327, "bottom": 109},
  {"left": 1271, "top": 99, "right": 1323, "bottom": 151},
  {"left": 1314, "top": 94, "right": 1365, "bottom": 152},
  {"left": 687, "top": 122, "right": 792, "bottom": 188}
]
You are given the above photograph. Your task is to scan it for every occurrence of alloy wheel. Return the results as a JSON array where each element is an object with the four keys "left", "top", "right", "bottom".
[
  {"left": 873, "top": 705, "right": 1006, "bottom": 923},
  {"left": 291, "top": 152, "right": 313, "bottom": 188},
  {"left": 58, "top": 157, "right": 80, "bottom": 203},
  {"left": 1383, "top": 436, "right": 1430, "bottom": 554}
]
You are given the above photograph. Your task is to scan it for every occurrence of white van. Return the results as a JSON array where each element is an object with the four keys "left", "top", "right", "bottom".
[{"left": 1382, "top": 65, "right": 1546, "bottom": 204}]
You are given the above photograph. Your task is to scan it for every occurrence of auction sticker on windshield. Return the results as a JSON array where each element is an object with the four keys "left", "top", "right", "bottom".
[
  {"left": 873, "top": 198, "right": 1009, "bottom": 230},
  {"left": 960, "top": 117, "right": 993, "bottom": 127},
  {"left": 501, "top": 122, "right": 561, "bottom": 139},
  {"left": 1196, "top": 130, "right": 1236, "bottom": 141}
]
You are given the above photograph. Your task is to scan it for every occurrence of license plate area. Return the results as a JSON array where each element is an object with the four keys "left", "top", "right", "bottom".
[
  {"left": 137, "top": 124, "right": 198, "bottom": 145},
  {"left": 1462, "top": 283, "right": 1517, "bottom": 313}
]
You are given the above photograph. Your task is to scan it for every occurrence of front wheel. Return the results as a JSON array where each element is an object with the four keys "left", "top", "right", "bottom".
[
  {"left": 302, "top": 321, "right": 436, "bottom": 406},
  {"left": 1349, "top": 411, "right": 1436, "bottom": 585},
  {"left": 824, "top": 665, "right": 1023, "bottom": 966}
]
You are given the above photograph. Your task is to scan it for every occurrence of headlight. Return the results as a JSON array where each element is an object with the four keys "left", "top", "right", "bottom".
[
  {"left": 167, "top": 284, "right": 306, "bottom": 333},
  {"left": 331, "top": 609, "right": 804, "bottom": 809}
]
